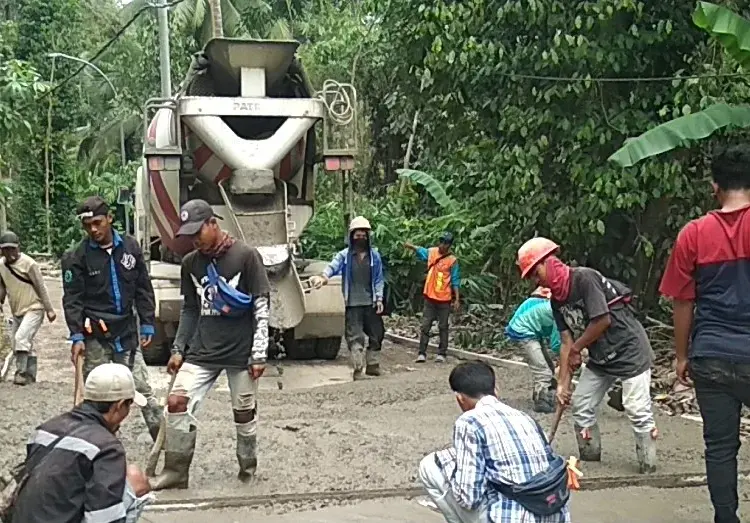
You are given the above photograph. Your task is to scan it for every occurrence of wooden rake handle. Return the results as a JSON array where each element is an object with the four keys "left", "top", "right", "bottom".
[{"left": 73, "top": 354, "right": 84, "bottom": 407}]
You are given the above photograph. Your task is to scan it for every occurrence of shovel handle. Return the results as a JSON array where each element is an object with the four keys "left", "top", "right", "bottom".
[{"left": 74, "top": 353, "right": 84, "bottom": 407}]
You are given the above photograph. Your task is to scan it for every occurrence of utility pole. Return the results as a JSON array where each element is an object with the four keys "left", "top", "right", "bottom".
[{"left": 157, "top": 0, "right": 172, "bottom": 98}]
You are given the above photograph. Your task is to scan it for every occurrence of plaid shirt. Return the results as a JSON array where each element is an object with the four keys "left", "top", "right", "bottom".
[{"left": 435, "top": 396, "right": 571, "bottom": 523}]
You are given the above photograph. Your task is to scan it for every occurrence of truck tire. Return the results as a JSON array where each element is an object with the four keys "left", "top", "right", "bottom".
[
  {"left": 284, "top": 338, "right": 317, "bottom": 360},
  {"left": 315, "top": 337, "right": 342, "bottom": 360},
  {"left": 142, "top": 342, "right": 171, "bottom": 366}
]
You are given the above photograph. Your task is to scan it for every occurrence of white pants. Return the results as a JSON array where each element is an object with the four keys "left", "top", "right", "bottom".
[
  {"left": 418, "top": 453, "right": 488, "bottom": 523},
  {"left": 517, "top": 339, "right": 554, "bottom": 392},
  {"left": 12, "top": 310, "right": 44, "bottom": 356},
  {"left": 170, "top": 362, "right": 259, "bottom": 436},
  {"left": 572, "top": 366, "right": 655, "bottom": 433}
]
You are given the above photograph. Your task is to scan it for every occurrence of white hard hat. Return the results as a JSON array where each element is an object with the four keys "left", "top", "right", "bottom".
[
  {"left": 84, "top": 363, "right": 146, "bottom": 407},
  {"left": 348, "top": 216, "right": 371, "bottom": 232}
]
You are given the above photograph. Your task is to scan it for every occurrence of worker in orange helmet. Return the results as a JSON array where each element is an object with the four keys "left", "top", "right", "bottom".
[{"left": 516, "top": 237, "right": 658, "bottom": 474}]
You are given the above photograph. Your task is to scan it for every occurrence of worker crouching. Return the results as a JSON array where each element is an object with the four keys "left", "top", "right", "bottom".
[
  {"left": 311, "top": 216, "right": 385, "bottom": 380},
  {"left": 517, "top": 237, "right": 658, "bottom": 474}
]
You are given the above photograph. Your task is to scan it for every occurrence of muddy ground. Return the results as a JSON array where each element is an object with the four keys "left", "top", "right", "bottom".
[{"left": 2, "top": 278, "right": 748, "bottom": 521}]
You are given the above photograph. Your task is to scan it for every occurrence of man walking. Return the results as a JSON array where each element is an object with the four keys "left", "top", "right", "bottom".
[
  {"left": 405, "top": 232, "right": 460, "bottom": 363},
  {"left": 310, "top": 216, "right": 385, "bottom": 379},
  {"left": 0, "top": 231, "right": 56, "bottom": 385},
  {"left": 660, "top": 144, "right": 750, "bottom": 523},
  {"left": 151, "top": 199, "right": 271, "bottom": 490},
  {"left": 419, "top": 360, "right": 571, "bottom": 523},
  {"left": 517, "top": 237, "right": 658, "bottom": 474},
  {"left": 11, "top": 363, "right": 153, "bottom": 523},
  {"left": 61, "top": 196, "right": 162, "bottom": 441}
]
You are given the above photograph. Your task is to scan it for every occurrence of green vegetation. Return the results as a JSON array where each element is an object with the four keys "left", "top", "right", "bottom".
[{"left": 3, "top": 0, "right": 750, "bottom": 333}]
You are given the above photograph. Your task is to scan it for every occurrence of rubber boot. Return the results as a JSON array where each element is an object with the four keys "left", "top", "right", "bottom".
[
  {"left": 13, "top": 352, "right": 28, "bottom": 386},
  {"left": 141, "top": 399, "right": 163, "bottom": 442},
  {"left": 150, "top": 426, "right": 197, "bottom": 490},
  {"left": 25, "top": 356, "right": 37, "bottom": 383},
  {"left": 351, "top": 345, "right": 365, "bottom": 380},
  {"left": 635, "top": 429, "right": 657, "bottom": 474},
  {"left": 365, "top": 350, "right": 381, "bottom": 376},
  {"left": 532, "top": 388, "right": 556, "bottom": 414},
  {"left": 575, "top": 423, "right": 602, "bottom": 462},
  {"left": 236, "top": 433, "right": 258, "bottom": 483}
]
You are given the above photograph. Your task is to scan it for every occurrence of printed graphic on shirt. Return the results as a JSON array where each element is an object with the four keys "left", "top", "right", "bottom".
[
  {"left": 120, "top": 253, "right": 136, "bottom": 271},
  {"left": 191, "top": 272, "right": 241, "bottom": 316}
]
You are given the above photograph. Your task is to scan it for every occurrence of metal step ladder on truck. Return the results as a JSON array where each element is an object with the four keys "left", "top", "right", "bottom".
[{"left": 135, "top": 38, "right": 358, "bottom": 365}]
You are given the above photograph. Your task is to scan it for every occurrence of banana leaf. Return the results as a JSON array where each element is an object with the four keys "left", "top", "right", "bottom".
[
  {"left": 694, "top": 1, "right": 750, "bottom": 68},
  {"left": 397, "top": 168, "right": 455, "bottom": 209},
  {"left": 608, "top": 103, "right": 750, "bottom": 167}
]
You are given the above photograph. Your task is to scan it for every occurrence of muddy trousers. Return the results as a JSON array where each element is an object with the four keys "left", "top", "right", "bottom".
[
  {"left": 514, "top": 339, "right": 557, "bottom": 413},
  {"left": 11, "top": 309, "right": 44, "bottom": 380},
  {"left": 418, "top": 300, "right": 450, "bottom": 356},
  {"left": 82, "top": 338, "right": 162, "bottom": 440},
  {"left": 419, "top": 453, "right": 489, "bottom": 523},
  {"left": 157, "top": 362, "right": 260, "bottom": 488},
  {"left": 572, "top": 366, "right": 656, "bottom": 469},
  {"left": 692, "top": 358, "right": 750, "bottom": 523},
  {"left": 345, "top": 305, "right": 384, "bottom": 373}
]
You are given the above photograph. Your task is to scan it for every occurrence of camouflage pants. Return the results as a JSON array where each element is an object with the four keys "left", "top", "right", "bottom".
[{"left": 82, "top": 338, "right": 155, "bottom": 402}]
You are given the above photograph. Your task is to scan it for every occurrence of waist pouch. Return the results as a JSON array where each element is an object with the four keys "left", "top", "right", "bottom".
[
  {"left": 488, "top": 422, "right": 569, "bottom": 516},
  {"left": 207, "top": 262, "right": 254, "bottom": 318}
]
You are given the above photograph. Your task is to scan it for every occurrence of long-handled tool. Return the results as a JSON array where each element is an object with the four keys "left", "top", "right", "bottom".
[
  {"left": 145, "top": 372, "right": 177, "bottom": 477},
  {"left": 73, "top": 353, "right": 84, "bottom": 407},
  {"left": 547, "top": 403, "right": 565, "bottom": 443}
]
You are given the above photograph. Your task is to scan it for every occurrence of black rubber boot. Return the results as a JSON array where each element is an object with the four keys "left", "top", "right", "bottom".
[
  {"left": 532, "top": 388, "right": 556, "bottom": 414},
  {"left": 25, "top": 356, "right": 37, "bottom": 383},
  {"left": 236, "top": 433, "right": 258, "bottom": 483},
  {"left": 607, "top": 387, "right": 625, "bottom": 412},
  {"left": 635, "top": 430, "right": 657, "bottom": 474},
  {"left": 151, "top": 426, "right": 196, "bottom": 490},
  {"left": 575, "top": 423, "right": 602, "bottom": 462},
  {"left": 141, "top": 399, "right": 163, "bottom": 442}
]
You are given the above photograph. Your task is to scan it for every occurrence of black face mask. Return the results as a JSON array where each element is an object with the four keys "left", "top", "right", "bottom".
[{"left": 353, "top": 238, "right": 368, "bottom": 250}]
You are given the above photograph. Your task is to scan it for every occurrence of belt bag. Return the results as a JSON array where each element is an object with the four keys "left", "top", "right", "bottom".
[
  {"left": 489, "top": 422, "right": 569, "bottom": 516},
  {"left": 207, "top": 262, "right": 254, "bottom": 318},
  {"left": 491, "top": 455, "right": 569, "bottom": 516}
]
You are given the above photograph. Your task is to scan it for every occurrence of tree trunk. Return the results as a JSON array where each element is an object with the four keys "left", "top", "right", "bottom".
[{"left": 209, "top": 0, "right": 223, "bottom": 38}]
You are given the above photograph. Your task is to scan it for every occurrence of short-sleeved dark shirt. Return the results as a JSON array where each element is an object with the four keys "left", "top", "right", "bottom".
[
  {"left": 552, "top": 267, "right": 653, "bottom": 379},
  {"left": 659, "top": 206, "right": 750, "bottom": 362},
  {"left": 180, "top": 242, "right": 271, "bottom": 369}
]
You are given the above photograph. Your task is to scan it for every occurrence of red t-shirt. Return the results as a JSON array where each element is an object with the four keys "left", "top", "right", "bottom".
[{"left": 659, "top": 206, "right": 750, "bottom": 361}]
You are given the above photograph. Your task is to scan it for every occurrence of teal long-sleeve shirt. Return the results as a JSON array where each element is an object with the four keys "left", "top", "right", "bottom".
[
  {"left": 414, "top": 246, "right": 461, "bottom": 289},
  {"left": 505, "top": 297, "right": 561, "bottom": 354}
]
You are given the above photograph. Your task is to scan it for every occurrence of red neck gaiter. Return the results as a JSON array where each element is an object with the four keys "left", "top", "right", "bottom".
[
  {"left": 544, "top": 256, "right": 571, "bottom": 302},
  {"left": 206, "top": 232, "right": 236, "bottom": 259}
]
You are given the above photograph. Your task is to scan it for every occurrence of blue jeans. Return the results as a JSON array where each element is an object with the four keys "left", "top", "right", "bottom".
[{"left": 691, "top": 357, "right": 750, "bottom": 523}]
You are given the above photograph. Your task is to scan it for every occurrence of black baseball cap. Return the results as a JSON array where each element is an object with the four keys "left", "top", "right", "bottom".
[
  {"left": 77, "top": 196, "right": 110, "bottom": 220},
  {"left": 177, "top": 199, "right": 221, "bottom": 237}
]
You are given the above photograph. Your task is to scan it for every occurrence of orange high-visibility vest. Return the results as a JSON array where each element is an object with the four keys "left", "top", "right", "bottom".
[{"left": 424, "top": 247, "right": 457, "bottom": 302}]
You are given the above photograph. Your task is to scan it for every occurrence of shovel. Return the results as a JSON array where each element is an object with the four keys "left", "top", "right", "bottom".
[
  {"left": 73, "top": 353, "right": 84, "bottom": 407},
  {"left": 145, "top": 372, "right": 177, "bottom": 477}
]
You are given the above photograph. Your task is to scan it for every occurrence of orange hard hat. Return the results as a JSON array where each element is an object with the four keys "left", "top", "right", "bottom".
[
  {"left": 531, "top": 286, "right": 552, "bottom": 299},
  {"left": 517, "top": 237, "right": 559, "bottom": 279}
]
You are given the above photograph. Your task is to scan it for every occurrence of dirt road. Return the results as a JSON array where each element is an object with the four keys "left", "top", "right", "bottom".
[{"left": 1, "top": 278, "right": 746, "bottom": 521}]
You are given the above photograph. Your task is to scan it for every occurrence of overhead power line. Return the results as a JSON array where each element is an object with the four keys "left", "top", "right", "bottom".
[
  {"left": 18, "top": 0, "right": 186, "bottom": 111},
  {"left": 498, "top": 71, "right": 750, "bottom": 83}
]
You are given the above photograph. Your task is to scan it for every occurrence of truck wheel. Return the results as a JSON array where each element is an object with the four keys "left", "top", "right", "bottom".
[
  {"left": 284, "top": 338, "right": 317, "bottom": 360},
  {"left": 315, "top": 337, "right": 342, "bottom": 360},
  {"left": 142, "top": 342, "right": 171, "bottom": 366}
]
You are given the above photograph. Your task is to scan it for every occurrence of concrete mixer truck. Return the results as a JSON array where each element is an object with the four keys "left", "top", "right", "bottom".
[{"left": 134, "top": 38, "right": 355, "bottom": 365}]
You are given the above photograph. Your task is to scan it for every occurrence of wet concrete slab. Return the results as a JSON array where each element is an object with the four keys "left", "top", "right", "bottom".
[{"left": 145, "top": 486, "right": 750, "bottom": 522}]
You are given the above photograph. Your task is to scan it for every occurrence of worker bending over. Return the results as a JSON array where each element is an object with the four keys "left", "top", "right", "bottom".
[
  {"left": 152, "top": 199, "right": 271, "bottom": 489},
  {"left": 0, "top": 231, "right": 56, "bottom": 385},
  {"left": 405, "top": 232, "right": 460, "bottom": 363},
  {"left": 517, "top": 237, "right": 657, "bottom": 474},
  {"left": 311, "top": 216, "right": 385, "bottom": 379},
  {"left": 61, "top": 196, "right": 162, "bottom": 441},
  {"left": 419, "top": 360, "right": 571, "bottom": 523},
  {"left": 505, "top": 286, "right": 560, "bottom": 413}
]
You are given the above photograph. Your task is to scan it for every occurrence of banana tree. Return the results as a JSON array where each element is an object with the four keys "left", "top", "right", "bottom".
[{"left": 609, "top": 2, "right": 750, "bottom": 168}]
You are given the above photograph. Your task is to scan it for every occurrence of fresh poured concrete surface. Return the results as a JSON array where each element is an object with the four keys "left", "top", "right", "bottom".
[
  {"left": 1, "top": 278, "right": 744, "bottom": 519},
  {"left": 145, "top": 487, "right": 750, "bottom": 522}
]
